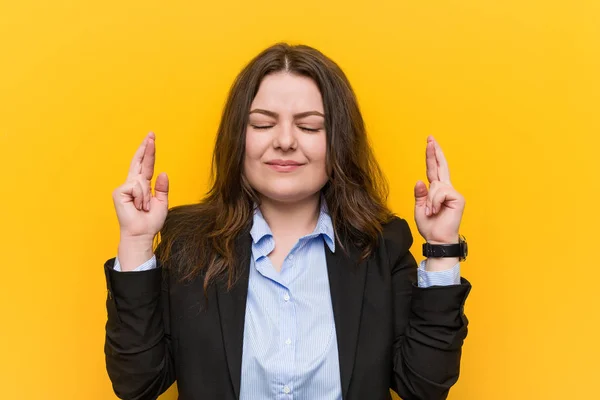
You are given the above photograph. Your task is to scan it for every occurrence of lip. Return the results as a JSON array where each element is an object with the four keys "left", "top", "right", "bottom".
[
  {"left": 266, "top": 159, "right": 304, "bottom": 166},
  {"left": 265, "top": 159, "right": 305, "bottom": 172}
]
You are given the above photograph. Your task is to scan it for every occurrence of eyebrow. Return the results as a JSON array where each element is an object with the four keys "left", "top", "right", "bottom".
[{"left": 248, "top": 109, "right": 325, "bottom": 119}]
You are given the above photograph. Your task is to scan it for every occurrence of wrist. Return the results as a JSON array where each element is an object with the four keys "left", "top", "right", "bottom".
[
  {"left": 425, "top": 257, "right": 459, "bottom": 272},
  {"left": 117, "top": 235, "right": 155, "bottom": 271},
  {"left": 119, "top": 231, "right": 155, "bottom": 244},
  {"left": 426, "top": 234, "right": 460, "bottom": 245}
]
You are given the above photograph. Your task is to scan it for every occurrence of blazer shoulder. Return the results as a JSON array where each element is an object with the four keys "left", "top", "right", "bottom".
[{"left": 380, "top": 216, "right": 414, "bottom": 261}]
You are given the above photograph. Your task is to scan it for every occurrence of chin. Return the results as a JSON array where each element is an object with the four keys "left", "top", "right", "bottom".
[
  {"left": 256, "top": 182, "right": 322, "bottom": 204},
  {"left": 259, "top": 189, "right": 315, "bottom": 204}
]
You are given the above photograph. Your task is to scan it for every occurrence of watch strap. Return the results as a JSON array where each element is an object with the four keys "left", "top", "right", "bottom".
[{"left": 422, "top": 236, "right": 468, "bottom": 261}]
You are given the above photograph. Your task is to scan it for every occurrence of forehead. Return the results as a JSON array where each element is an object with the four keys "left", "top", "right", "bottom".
[{"left": 251, "top": 72, "right": 324, "bottom": 113}]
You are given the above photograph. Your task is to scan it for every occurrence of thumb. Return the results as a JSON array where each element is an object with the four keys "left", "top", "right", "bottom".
[
  {"left": 414, "top": 180, "right": 428, "bottom": 207},
  {"left": 154, "top": 172, "right": 169, "bottom": 205}
]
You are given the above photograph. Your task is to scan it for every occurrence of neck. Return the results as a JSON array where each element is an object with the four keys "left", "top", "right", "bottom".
[{"left": 258, "top": 193, "right": 321, "bottom": 239}]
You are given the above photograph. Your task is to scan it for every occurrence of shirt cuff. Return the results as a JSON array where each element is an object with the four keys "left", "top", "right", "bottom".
[
  {"left": 113, "top": 255, "right": 157, "bottom": 272},
  {"left": 417, "top": 260, "right": 461, "bottom": 287}
]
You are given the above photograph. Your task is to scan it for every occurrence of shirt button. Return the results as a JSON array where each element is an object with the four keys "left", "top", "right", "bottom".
[
  {"left": 283, "top": 386, "right": 291, "bottom": 394},
  {"left": 288, "top": 254, "right": 294, "bottom": 260},
  {"left": 285, "top": 338, "right": 291, "bottom": 345},
  {"left": 283, "top": 293, "right": 290, "bottom": 302}
]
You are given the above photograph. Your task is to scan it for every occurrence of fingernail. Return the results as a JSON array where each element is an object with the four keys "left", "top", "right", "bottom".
[{"left": 426, "top": 206, "right": 430, "bottom": 216}]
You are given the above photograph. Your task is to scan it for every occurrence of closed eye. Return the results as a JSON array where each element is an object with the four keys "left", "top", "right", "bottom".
[
  {"left": 299, "top": 126, "right": 321, "bottom": 132},
  {"left": 251, "top": 125, "right": 321, "bottom": 132}
]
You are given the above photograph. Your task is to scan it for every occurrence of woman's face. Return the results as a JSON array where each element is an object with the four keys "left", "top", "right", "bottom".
[{"left": 244, "top": 72, "right": 328, "bottom": 204}]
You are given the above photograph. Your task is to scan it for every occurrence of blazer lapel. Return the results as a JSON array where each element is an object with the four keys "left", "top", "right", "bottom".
[
  {"left": 325, "top": 242, "right": 368, "bottom": 399},
  {"left": 216, "top": 232, "right": 252, "bottom": 400}
]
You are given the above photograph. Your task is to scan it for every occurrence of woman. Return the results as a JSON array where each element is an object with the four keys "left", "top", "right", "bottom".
[{"left": 105, "top": 43, "right": 471, "bottom": 400}]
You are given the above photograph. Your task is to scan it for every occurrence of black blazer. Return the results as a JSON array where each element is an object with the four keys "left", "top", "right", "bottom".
[{"left": 104, "top": 216, "right": 471, "bottom": 400}]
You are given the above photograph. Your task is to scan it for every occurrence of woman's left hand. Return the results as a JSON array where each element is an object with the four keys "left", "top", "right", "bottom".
[{"left": 414, "top": 136, "right": 465, "bottom": 244}]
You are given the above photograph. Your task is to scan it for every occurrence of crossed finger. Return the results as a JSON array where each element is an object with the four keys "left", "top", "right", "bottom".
[
  {"left": 426, "top": 136, "right": 451, "bottom": 184},
  {"left": 127, "top": 132, "right": 156, "bottom": 181}
]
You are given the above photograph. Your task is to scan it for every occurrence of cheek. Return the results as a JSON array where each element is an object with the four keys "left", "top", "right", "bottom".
[
  {"left": 244, "top": 130, "right": 264, "bottom": 164},
  {"left": 244, "top": 130, "right": 270, "bottom": 183},
  {"left": 303, "top": 134, "right": 327, "bottom": 164}
]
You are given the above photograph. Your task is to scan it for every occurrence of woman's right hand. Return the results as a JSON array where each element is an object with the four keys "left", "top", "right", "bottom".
[{"left": 112, "top": 132, "right": 169, "bottom": 244}]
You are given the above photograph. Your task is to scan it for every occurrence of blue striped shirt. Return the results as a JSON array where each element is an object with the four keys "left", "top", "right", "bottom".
[
  {"left": 239, "top": 203, "right": 341, "bottom": 399},
  {"left": 113, "top": 206, "right": 460, "bottom": 398}
]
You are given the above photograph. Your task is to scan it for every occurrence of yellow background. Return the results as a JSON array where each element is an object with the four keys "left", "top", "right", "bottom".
[{"left": 1, "top": 0, "right": 598, "bottom": 399}]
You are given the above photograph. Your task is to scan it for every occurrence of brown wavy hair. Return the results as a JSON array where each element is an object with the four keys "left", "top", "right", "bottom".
[{"left": 156, "top": 43, "right": 393, "bottom": 293}]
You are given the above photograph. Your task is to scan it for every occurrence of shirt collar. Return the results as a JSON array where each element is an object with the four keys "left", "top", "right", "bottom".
[{"left": 250, "top": 197, "right": 335, "bottom": 253}]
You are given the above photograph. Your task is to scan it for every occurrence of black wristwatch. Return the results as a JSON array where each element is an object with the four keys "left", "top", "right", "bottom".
[{"left": 422, "top": 235, "right": 468, "bottom": 261}]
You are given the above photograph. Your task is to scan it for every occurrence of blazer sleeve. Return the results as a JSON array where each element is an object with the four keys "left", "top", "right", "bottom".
[
  {"left": 385, "top": 217, "right": 471, "bottom": 400},
  {"left": 104, "top": 256, "right": 175, "bottom": 400}
]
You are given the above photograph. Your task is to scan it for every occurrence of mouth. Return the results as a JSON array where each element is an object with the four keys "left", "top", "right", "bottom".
[{"left": 265, "top": 160, "right": 305, "bottom": 172}]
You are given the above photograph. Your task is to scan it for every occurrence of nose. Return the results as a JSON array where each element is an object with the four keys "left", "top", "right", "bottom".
[{"left": 273, "top": 122, "right": 297, "bottom": 151}]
